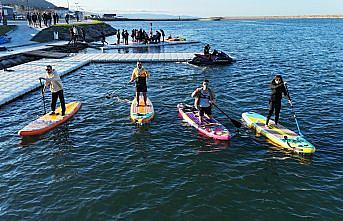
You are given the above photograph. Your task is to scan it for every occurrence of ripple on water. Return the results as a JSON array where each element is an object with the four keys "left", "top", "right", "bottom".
[{"left": 1, "top": 19, "right": 343, "bottom": 220}]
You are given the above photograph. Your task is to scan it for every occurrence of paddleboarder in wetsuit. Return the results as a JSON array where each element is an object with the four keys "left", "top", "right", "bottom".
[
  {"left": 130, "top": 61, "right": 150, "bottom": 107},
  {"left": 43, "top": 65, "right": 66, "bottom": 116},
  {"left": 191, "top": 79, "right": 216, "bottom": 123},
  {"left": 265, "top": 75, "right": 291, "bottom": 127}
]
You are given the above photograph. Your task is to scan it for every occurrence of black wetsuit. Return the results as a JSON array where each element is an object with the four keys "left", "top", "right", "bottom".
[{"left": 266, "top": 81, "right": 288, "bottom": 125}]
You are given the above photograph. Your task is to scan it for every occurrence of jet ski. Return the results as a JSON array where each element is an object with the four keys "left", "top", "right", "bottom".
[{"left": 189, "top": 50, "right": 235, "bottom": 66}]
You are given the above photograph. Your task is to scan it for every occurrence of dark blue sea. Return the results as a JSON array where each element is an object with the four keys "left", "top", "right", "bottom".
[{"left": 1, "top": 19, "right": 342, "bottom": 220}]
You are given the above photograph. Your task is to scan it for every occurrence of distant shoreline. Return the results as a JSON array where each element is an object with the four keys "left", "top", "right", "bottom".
[
  {"left": 98, "top": 14, "right": 343, "bottom": 22},
  {"left": 97, "top": 18, "right": 198, "bottom": 22},
  {"left": 202, "top": 14, "right": 343, "bottom": 21}
]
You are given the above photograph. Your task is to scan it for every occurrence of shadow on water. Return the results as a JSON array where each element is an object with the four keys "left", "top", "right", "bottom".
[{"left": 1, "top": 19, "right": 342, "bottom": 220}]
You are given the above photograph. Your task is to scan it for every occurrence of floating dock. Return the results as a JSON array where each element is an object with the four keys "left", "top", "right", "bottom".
[
  {"left": 0, "top": 52, "right": 196, "bottom": 107},
  {"left": 89, "top": 40, "right": 200, "bottom": 50}
]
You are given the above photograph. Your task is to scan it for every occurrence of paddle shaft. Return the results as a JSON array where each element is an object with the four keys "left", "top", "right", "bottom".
[
  {"left": 106, "top": 77, "right": 139, "bottom": 98},
  {"left": 284, "top": 83, "right": 303, "bottom": 136},
  {"left": 211, "top": 103, "right": 242, "bottom": 128},
  {"left": 39, "top": 78, "right": 47, "bottom": 114}
]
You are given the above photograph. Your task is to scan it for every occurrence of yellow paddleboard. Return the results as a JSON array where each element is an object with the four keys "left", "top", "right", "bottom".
[
  {"left": 242, "top": 112, "right": 315, "bottom": 154},
  {"left": 130, "top": 96, "right": 154, "bottom": 124}
]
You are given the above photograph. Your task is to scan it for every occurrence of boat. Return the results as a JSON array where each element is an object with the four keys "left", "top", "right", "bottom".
[{"left": 189, "top": 50, "right": 235, "bottom": 66}]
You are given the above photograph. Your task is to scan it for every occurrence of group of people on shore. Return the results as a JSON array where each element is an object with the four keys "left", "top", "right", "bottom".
[
  {"left": 26, "top": 12, "right": 81, "bottom": 28},
  {"left": 115, "top": 28, "right": 165, "bottom": 45},
  {"left": 26, "top": 12, "right": 60, "bottom": 28},
  {"left": 68, "top": 26, "right": 86, "bottom": 45}
]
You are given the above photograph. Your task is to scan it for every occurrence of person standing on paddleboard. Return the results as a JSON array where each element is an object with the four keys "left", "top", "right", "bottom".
[
  {"left": 130, "top": 61, "right": 150, "bottom": 107},
  {"left": 191, "top": 79, "right": 216, "bottom": 123},
  {"left": 265, "top": 75, "right": 291, "bottom": 128},
  {"left": 43, "top": 65, "right": 66, "bottom": 116}
]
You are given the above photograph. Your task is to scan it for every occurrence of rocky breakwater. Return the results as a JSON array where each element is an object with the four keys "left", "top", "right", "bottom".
[{"left": 31, "top": 20, "right": 116, "bottom": 43}]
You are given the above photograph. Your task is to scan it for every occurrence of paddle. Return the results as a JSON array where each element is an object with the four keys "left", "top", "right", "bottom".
[
  {"left": 106, "top": 83, "right": 131, "bottom": 99},
  {"left": 106, "top": 77, "right": 138, "bottom": 99},
  {"left": 284, "top": 82, "right": 303, "bottom": 136},
  {"left": 211, "top": 103, "right": 242, "bottom": 128},
  {"left": 39, "top": 77, "right": 47, "bottom": 114}
]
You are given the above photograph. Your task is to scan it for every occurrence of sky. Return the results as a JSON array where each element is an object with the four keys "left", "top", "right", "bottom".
[{"left": 47, "top": 0, "right": 343, "bottom": 17}]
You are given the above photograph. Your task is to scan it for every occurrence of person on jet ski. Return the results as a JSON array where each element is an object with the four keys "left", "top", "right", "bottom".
[{"left": 204, "top": 44, "right": 211, "bottom": 56}]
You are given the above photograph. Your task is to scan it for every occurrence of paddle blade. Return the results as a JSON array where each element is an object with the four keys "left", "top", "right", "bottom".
[{"left": 230, "top": 118, "right": 242, "bottom": 128}]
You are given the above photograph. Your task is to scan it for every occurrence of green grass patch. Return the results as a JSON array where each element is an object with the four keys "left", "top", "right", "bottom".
[
  {"left": 0, "top": 25, "right": 16, "bottom": 35},
  {"left": 54, "top": 20, "right": 103, "bottom": 27}
]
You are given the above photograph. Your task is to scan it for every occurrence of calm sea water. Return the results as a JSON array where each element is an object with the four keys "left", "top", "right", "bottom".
[{"left": 1, "top": 19, "right": 342, "bottom": 220}]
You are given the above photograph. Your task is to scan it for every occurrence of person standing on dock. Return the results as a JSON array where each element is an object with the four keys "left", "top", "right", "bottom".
[
  {"left": 26, "top": 12, "right": 32, "bottom": 26},
  {"left": 73, "top": 26, "right": 79, "bottom": 42},
  {"left": 65, "top": 13, "right": 70, "bottom": 24},
  {"left": 121, "top": 29, "right": 125, "bottom": 43},
  {"left": 149, "top": 23, "right": 153, "bottom": 38},
  {"left": 265, "top": 75, "right": 291, "bottom": 127},
  {"left": 32, "top": 13, "right": 37, "bottom": 28},
  {"left": 156, "top": 31, "right": 161, "bottom": 43},
  {"left": 42, "top": 12, "right": 47, "bottom": 27},
  {"left": 47, "top": 12, "right": 52, "bottom": 27},
  {"left": 129, "top": 61, "right": 150, "bottom": 107},
  {"left": 80, "top": 27, "right": 86, "bottom": 42},
  {"left": 124, "top": 30, "right": 129, "bottom": 45},
  {"left": 131, "top": 29, "right": 135, "bottom": 42},
  {"left": 100, "top": 31, "right": 108, "bottom": 46},
  {"left": 38, "top": 13, "right": 42, "bottom": 28},
  {"left": 191, "top": 80, "right": 216, "bottom": 123},
  {"left": 160, "top": 29, "right": 165, "bottom": 42},
  {"left": 53, "top": 13, "right": 57, "bottom": 25},
  {"left": 68, "top": 27, "right": 74, "bottom": 45},
  {"left": 43, "top": 65, "right": 66, "bottom": 116},
  {"left": 116, "top": 30, "right": 120, "bottom": 44}
]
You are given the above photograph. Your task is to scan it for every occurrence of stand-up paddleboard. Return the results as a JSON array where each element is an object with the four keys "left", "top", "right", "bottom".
[
  {"left": 177, "top": 103, "right": 231, "bottom": 140},
  {"left": 18, "top": 102, "right": 82, "bottom": 136},
  {"left": 242, "top": 112, "right": 315, "bottom": 154},
  {"left": 130, "top": 96, "right": 154, "bottom": 124}
]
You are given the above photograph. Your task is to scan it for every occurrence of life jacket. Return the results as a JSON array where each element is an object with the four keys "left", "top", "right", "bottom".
[{"left": 194, "top": 88, "right": 214, "bottom": 109}]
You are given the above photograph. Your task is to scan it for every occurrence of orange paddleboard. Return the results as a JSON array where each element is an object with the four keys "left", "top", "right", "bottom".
[{"left": 18, "top": 101, "right": 81, "bottom": 136}]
